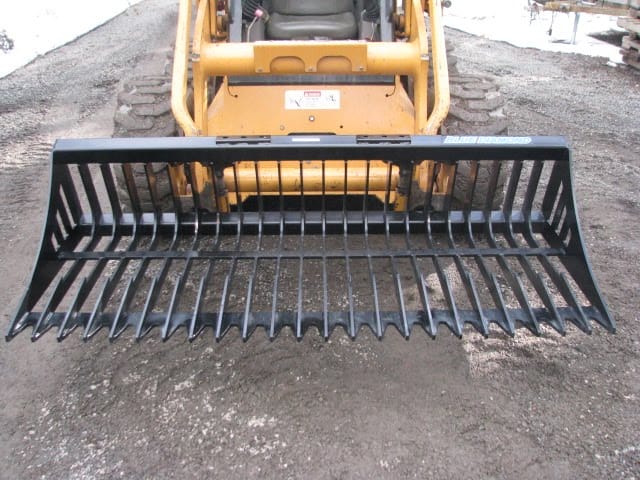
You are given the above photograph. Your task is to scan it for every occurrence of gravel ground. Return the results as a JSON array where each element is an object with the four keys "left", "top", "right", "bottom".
[{"left": 0, "top": 2, "right": 639, "bottom": 479}]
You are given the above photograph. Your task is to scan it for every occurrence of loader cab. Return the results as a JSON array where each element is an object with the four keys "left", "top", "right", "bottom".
[
  {"left": 240, "top": 0, "right": 394, "bottom": 42},
  {"left": 176, "top": 0, "right": 445, "bottom": 161}
]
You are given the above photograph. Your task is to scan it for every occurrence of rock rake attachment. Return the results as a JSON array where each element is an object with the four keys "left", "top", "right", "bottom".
[{"left": 6, "top": 135, "right": 614, "bottom": 342}]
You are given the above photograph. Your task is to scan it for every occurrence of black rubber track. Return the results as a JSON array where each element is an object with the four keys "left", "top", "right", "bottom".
[
  {"left": 442, "top": 73, "right": 509, "bottom": 208},
  {"left": 113, "top": 74, "right": 177, "bottom": 211}
]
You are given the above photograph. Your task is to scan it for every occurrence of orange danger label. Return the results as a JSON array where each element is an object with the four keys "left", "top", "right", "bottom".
[{"left": 285, "top": 90, "right": 341, "bottom": 110}]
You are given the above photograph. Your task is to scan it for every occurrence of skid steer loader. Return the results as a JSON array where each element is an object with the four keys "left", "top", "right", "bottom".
[{"left": 6, "top": 0, "right": 615, "bottom": 342}]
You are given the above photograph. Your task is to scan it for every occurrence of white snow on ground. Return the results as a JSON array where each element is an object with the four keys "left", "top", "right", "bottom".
[
  {"left": 0, "top": 0, "right": 143, "bottom": 78},
  {"left": 444, "top": 0, "right": 625, "bottom": 64},
  {"left": 0, "top": 0, "right": 626, "bottom": 79}
]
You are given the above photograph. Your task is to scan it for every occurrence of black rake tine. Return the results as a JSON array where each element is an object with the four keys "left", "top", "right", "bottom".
[
  {"left": 189, "top": 203, "right": 222, "bottom": 342},
  {"left": 322, "top": 258, "right": 329, "bottom": 339},
  {"left": 77, "top": 164, "right": 102, "bottom": 229},
  {"left": 105, "top": 215, "right": 165, "bottom": 335},
  {"left": 518, "top": 220, "right": 590, "bottom": 334},
  {"left": 242, "top": 274, "right": 255, "bottom": 341},
  {"left": 57, "top": 277, "right": 88, "bottom": 341},
  {"left": 484, "top": 217, "right": 539, "bottom": 333},
  {"left": 520, "top": 255, "right": 564, "bottom": 333},
  {"left": 496, "top": 257, "right": 536, "bottom": 335},
  {"left": 469, "top": 254, "right": 510, "bottom": 333},
  {"left": 505, "top": 204, "right": 566, "bottom": 331},
  {"left": 270, "top": 256, "right": 281, "bottom": 340},
  {"left": 394, "top": 273, "right": 410, "bottom": 339},
  {"left": 541, "top": 161, "right": 564, "bottom": 216},
  {"left": 164, "top": 176, "right": 204, "bottom": 340},
  {"left": 189, "top": 274, "right": 208, "bottom": 341},
  {"left": 488, "top": 273, "right": 517, "bottom": 336},
  {"left": 58, "top": 164, "right": 82, "bottom": 223},
  {"left": 296, "top": 258, "right": 304, "bottom": 340},
  {"left": 297, "top": 159, "right": 305, "bottom": 340},
  {"left": 451, "top": 253, "right": 486, "bottom": 335},
  {"left": 244, "top": 162, "right": 264, "bottom": 341},
  {"left": 270, "top": 215, "right": 285, "bottom": 340},
  {"left": 100, "top": 163, "right": 123, "bottom": 223},
  {"left": 383, "top": 173, "right": 410, "bottom": 339},
  {"left": 216, "top": 166, "right": 244, "bottom": 342},
  {"left": 551, "top": 194, "right": 567, "bottom": 231},
  {"left": 109, "top": 277, "right": 134, "bottom": 340},
  {"left": 31, "top": 277, "right": 65, "bottom": 341},
  {"left": 51, "top": 223, "right": 64, "bottom": 246},
  {"left": 136, "top": 276, "right": 159, "bottom": 341},
  {"left": 216, "top": 257, "right": 241, "bottom": 342},
  {"left": 84, "top": 278, "right": 111, "bottom": 341},
  {"left": 404, "top": 216, "right": 434, "bottom": 337},
  {"left": 345, "top": 257, "right": 356, "bottom": 339},
  {"left": 465, "top": 209, "right": 511, "bottom": 335},
  {"left": 464, "top": 271, "right": 489, "bottom": 337},
  {"left": 522, "top": 161, "right": 544, "bottom": 217},
  {"left": 162, "top": 276, "right": 183, "bottom": 341},
  {"left": 343, "top": 160, "right": 356, "bottom": 338},
  {"left": 321, "top": 161, "right": 329, "bottom": 339},
  {"left": 134, "top": 232, "right": 181, "bottom": 336},
  {"left": 503, "top": 160, "right": 523, "bottom": 215},
  {"left": 501, "top": 219, "right": 566, "bottom": 333},
  {"left": 7, "top": 310, "right": 29, "bottom": 340},
  {"left": 426, "top": 213, "right": 462, "bottom": 336},
  {"left": 511, "top": 272, "right": 540, "bottom": 335},
  {"left": 55, "top": 189, "right": 73, "bottom": 234},
  {"left": 420, "top": 273, "right": 437, "bottom": 337},
  {"left": 365, "top": 173, "right": 382, "bottom": 339},
  {"left": 134, "top": 261, "right": 169, "bottom": 336},
  {"left": 69, "top": 206, "right": 142, "bottom": 332},
  {"left": 33, "top": 219, "right": 104, "bottom": 326},
  {"left": 370, "top": 270, "right": 383, "bottom": 339},
  {"left": 216, "top": 274, "right": 233, "bottom": 341},
  {"left": 422, "top": 189, "right": 461, "bottom": 336},
  {"left": 559, "top": 272, "right": 592, "bottom": 334},
  {"left": 483, "top": 161, "right": 502, "bottom": 213},
  {"left": 165, "top": 244, "right": 202, "bottom": 340},
  {"left": 445, "top": 168, "right": 486, "bottom": 332},
  {"left": 438, "top": 267, "right": 463, "bottom": 337}
]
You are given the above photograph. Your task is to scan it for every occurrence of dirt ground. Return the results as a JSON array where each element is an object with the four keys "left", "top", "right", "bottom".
[{"left": 1, "top": 1, "right": 639, "bottom": 478}]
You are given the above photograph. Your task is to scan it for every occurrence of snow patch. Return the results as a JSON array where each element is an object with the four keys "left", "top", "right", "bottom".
[
  {"left": 1, "top": 0, "right": 626, "bottom": 79},
  {"left": 444, "top": 0, "right": 625, "bottom": 64},
  {"left": 0, "top": 0, "right": 144, "bottom": 78}
]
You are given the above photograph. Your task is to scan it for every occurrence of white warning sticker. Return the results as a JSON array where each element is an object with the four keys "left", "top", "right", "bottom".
[
  {"left": 443, "top": 136, "right": 533, "bottom": 145},
  {"left": 285, "top": 90, "right": 341, "bottom": 110}
]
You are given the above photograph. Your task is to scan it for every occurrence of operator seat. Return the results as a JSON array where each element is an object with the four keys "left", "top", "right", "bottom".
[{"left": 266, "top": 0, "right": 358, "bottom": 40}]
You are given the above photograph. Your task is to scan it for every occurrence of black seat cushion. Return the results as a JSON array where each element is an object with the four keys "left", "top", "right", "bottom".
[
  {"left": 267, "top": 11, "right": 358, "bottom": 40},
  {"left": 266, "top": 0, "right": 357, "bottom": 40}
]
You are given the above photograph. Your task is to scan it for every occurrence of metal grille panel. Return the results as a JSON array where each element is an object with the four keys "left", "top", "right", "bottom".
[{"left": 6, "top": 135, "right": 615, "bottom": 342}]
